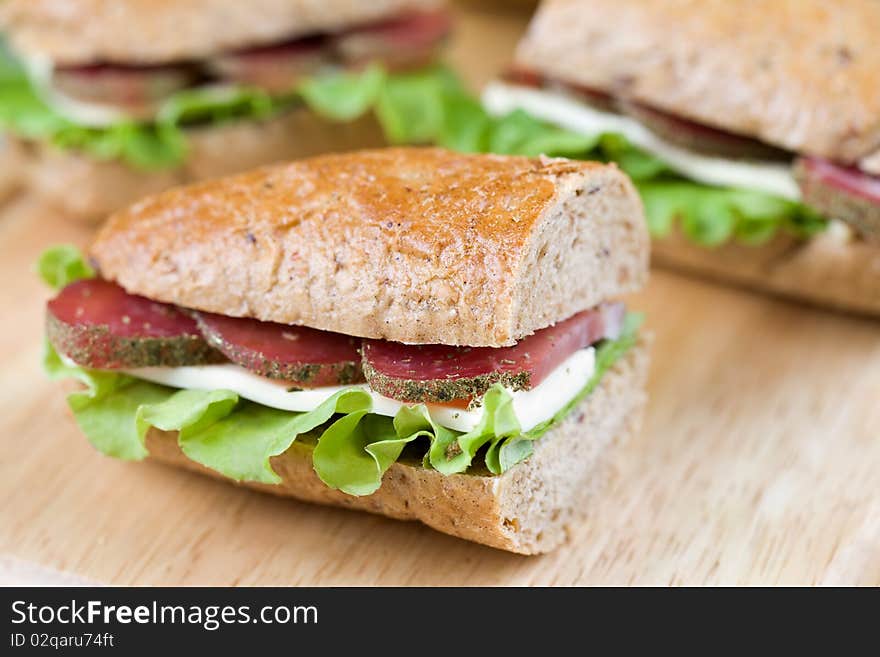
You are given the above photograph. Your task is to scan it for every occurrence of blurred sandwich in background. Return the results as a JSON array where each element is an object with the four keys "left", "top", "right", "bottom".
[
  {"left": 0, "top": 0, "right": 451, "bottom": 219},
  {"left": 485, "top": 0, "right": 880, "bottom": 316}
]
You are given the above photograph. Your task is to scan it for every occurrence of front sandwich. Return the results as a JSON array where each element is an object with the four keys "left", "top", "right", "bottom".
[{"left": 41, "top": 147, "right": 650, "bottom": 554}]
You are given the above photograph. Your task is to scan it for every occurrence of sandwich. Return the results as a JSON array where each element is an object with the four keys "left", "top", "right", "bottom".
[
  {"left": 483, "top": 0, "right": 880, "bottom": 315},
  {"left": 40, "top": 147, "right": 650, "bottom": 554},
  {"left": 0, "top": 0, "right": 451, "bottom": 219}
]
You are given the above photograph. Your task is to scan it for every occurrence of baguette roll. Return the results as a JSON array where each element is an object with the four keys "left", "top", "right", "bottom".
[{"left": 91, "top": 148, "right": 649, "bottom": 347}]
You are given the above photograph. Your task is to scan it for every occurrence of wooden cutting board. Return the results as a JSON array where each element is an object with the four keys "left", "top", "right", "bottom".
[{"left": 1, "top": 3, "right": 879, "bottom": 586}]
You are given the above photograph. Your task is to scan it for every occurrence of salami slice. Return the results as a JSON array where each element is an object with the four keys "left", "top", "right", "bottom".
[
  {"left": 795, "top": 157, "right": 880, "bottom": 242},
  {"left": 53, "top": 63, "right": 200, "bottom": 118},
  {"left": 194, "top": 312, "right": 363, "bottom": 386},
  {"left": 362, "top": 303, "right": 625, "bottom": 403},
  {"left": 210, "top": 36, "right": 331, "bottom": 94},
  {"left": 46, "top": 279, "right": 222, "bottom": 369},
  {"left": 334, "top": 9, "right": 452, "bottom": 70}
]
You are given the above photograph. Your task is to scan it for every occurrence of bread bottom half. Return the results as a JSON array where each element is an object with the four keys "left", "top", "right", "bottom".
[
  {"left": 142, "top": 340, "right": 649, "bottom": 555},
  {"left": 12, "top": 107, "right": 387, "bottom": 221},
  {"left": 653, "top": 230, "right": 880, "bottom": 317}
]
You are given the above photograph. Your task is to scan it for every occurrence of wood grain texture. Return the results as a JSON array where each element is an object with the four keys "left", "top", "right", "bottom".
[{"left": 1, "top": 3, "right": 879, "bottom": 586}]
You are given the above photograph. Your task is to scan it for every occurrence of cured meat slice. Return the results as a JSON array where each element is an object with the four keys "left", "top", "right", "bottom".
[
  {"left": 210, "top": 36, "right": 331, "bottom": 94},
  {"left": 334, "top": 10, "right": 452, "bottom": 70},
  {"left": 795, "top": 157, "right": 880, "bottom": 242},
  {"left": 619, "top": 100, "right": 791, "bottom": 161},
  {"left": 194, "top": 312, "right": 363, "bottom": 386},
  {"left": 46, "top": 279, "right": 221, "bottom": 369},
  {"left": 505, "top": 69, "right": 618, "bottom": 113},
  {"left": 362, "top": 303, "right": 625, "bottom": 403},
  {"left": 52, "top": 63, "right": 200, "bottom": 118}
]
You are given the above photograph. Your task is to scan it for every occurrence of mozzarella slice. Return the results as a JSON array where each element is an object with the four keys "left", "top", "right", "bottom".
[
  {"left": 125, "top": 347, "right": 596, "bottom": 434},
  {"left": 483, "top": 81, "right": 801, "bottom": 201}
]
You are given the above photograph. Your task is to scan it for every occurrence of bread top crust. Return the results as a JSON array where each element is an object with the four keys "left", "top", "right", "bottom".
[
  {"left": 0, "top": 0, "right": 444, "bottom": 66},
  {"left": 90, "top": 147, "right": 647, "bottom": 347},
  {"left": 516, "top": 0, "right": 880, "bottom": 165}
]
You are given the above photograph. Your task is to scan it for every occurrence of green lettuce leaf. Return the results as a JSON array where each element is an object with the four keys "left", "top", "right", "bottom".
[
  {"left": 374, "top": 66, "right": 459, "bottom": 143},
  {"left": 428, "top": 385, "right": 520, "bottom": 475},
  {"left": 156, "top": 85, "right": 279, "bottom": 126},
  {"left": 314, "top": 411, "right": 405, "bottom": 496},
  {"left": 44, "top": 341, "right": 166, "bottom": 459},
  {"left": 183, "top": 388, "right": 374, "bottom": 487},
  {"left": 639, "top": 182, "right": 827, "bottom": 247},
  {"left": 36, "top": 244, "right": 95, "bottom": 289},
  {"left": 487, "top": 109, "right": 599, "bottom": 158},
  {"left": 298, "top": 64, "right": 386, "bottom": 122}
]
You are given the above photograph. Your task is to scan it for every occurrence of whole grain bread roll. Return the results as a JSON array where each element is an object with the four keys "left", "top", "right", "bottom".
[
  {"left": 515, "top": 0, "right": 880, "bottom": 168},
  {"left": 143, "top": 338, "right": 648, "bottom": 554},
  {"left": 90, "top": 147, "right": 649, "bottom": 347},
  {"left": 652, "top": 229, "right": 880, "bottom": 317},
  {"left": 15, "top": 107, "right": 387, "bottom": 222},
  {"left": 0, "top": 0, "right": 445, "bottom": 66}
]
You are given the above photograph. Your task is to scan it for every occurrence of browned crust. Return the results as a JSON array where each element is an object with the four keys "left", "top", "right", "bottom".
[
  {"left": 515, "top": 0, "right": 880, "bottom": 166},
  {"left": 90, "top": 148, "right": 648, "bottom": 347},
  {"left": 141, "top": 340, "right": 649, "bottom": 554},
  {"left": 652, "top": 230, "right": 880, "bottom": 316},
  {"left": 14, "top": 106, "right": 388, "bottom": 222},
  {"left": 0, "top": 0, "right": 445, "bottom": 66}
]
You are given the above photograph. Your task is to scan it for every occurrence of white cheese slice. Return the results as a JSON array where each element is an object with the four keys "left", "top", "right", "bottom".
[
  {"left": 482, "top": 81, "right": 801, "bottom": 201},
  {"left": 125, "top": 346, "right": 596, "bottom": 434}
]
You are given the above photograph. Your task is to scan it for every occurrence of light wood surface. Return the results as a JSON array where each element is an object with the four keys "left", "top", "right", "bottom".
[{"left": 1, "top": 2, "right": 879, "bottom": 586}]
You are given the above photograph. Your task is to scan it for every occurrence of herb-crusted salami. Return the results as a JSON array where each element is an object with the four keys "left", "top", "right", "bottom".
[
  {"left": 46, "top": 278, "right": 223, "bottom": 369},
  {"left": 194, "top": 312, "right": 363, "bottom": 387},
  {"left": 362, "top": 303, "right": 625, "bottom": 403}
]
